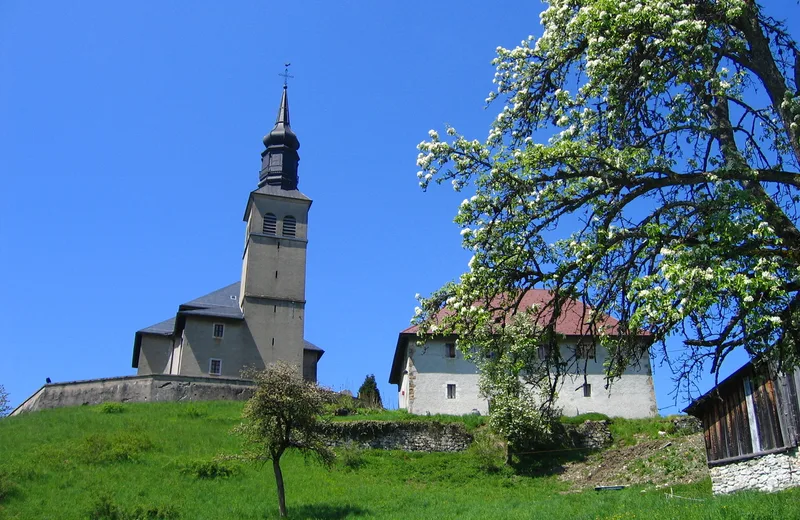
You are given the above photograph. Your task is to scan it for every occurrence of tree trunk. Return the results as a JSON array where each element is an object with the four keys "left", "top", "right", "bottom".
[{"left": 273, "top": 458, "right": 287, "bottom": 518}]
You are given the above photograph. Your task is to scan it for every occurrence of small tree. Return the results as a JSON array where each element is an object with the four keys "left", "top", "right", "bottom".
[
  {"left": 357, "top": 374, "right": 383, "bottom": 409},
  {"left": 234, "top": 362, "right": 334, "bottom": 518},
  {"left": 0, "top": 385, "right": 9, "bottom": 417}
]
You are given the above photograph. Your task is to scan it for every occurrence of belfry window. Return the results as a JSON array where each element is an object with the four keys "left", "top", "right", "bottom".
[
  {"left": 282, "top": 216, "right": 297, "bottom": 237},
  {"left": 263, "top": 213, "right": 277, "bottom": 235}
]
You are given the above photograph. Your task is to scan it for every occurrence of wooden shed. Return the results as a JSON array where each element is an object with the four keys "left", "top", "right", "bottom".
[{"left": 685, "top": 362, "right": 800, "bottom": 466}]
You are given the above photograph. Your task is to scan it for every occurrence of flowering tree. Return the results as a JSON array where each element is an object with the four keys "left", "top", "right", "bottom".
[
  {"left": 414, "top": 0, "right": 800, "bottom": 403},
  {"left": 234, "top": 362, "right": 334, "bottom": 518}
]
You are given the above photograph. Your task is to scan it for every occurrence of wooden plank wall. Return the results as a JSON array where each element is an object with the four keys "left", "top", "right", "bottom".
[{"left": 701, "top": 367, "right": 800, "bottom": 463}]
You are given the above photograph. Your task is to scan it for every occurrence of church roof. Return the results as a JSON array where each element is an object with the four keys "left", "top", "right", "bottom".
[
  {"left": 252, "top": 184, "right": 311, "bottom": 201},
  {"left": 181, "top": 281, "right": 243, "bottom": 313},
  {"left": 132, "top": 282, "right": 324, "bottom": 368},
  {"left": 137, "top": 317, "right": 176, "bottom": 336}
]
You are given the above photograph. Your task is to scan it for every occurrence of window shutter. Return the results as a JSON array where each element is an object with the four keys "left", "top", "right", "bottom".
[
  {"left": 283, "top": 216, "right": 297, "bottom": 237},
  {"left": 263, "top": 213, "right": 277, "bottom": 235}
]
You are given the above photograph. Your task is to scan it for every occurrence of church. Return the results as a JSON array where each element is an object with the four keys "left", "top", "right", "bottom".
[{"left": 131, "top": 85, "right": 324, "bottom": 382}]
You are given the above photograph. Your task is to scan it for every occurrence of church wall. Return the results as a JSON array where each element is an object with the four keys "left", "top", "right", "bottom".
[
  {"left": 242, "top": 235, "right": 308, "bottom": 301},
  {"left": 248, "top": 196, "right": 309, "bottom": 239},
  {"left": 407, "top": 338, "right": 657, "bottom": 419},
  {"left": 137, "top": 334, "right": 172, "bottom": 375},
  {"left": 303, "top": 350, "right": 318, "bottom": 382},
  {"left": 242, "top": 297, "right": 305, "bottom": 371},
  {"left": 179, "top": 317, "right": 261, "bottom": 378}
]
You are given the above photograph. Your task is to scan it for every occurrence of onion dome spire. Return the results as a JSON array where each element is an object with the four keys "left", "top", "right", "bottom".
[{"left": 260, "top": 66, "right": 300, "bottom": 190}]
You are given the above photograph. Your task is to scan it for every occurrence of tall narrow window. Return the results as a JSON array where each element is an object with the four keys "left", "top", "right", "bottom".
[
  {"left": 446, "top": 384, "right": 456, "bottom": 399},
  {"left": 577, "top": 342, "right": 596, "bottom": 360},
  {"left": 212, "top": 323, "right": 224, "bottom": 339},
  {"left": 583, "top": 384, "right": 592, "bottom": 397},
  {"left": 209, "top": 358, "right": 222, "bottom": 376},
  {"left": 445, "top": 343, "right": 456, "bottom": 359},
  {"left": 263, "top": 213, "right": 277, "bottom": 235},
  {"left": 537, "top": 345, "right": 550, "bottom": 361},
  {"left": 282, "top": 215, "right": 297, "bottom": 237}
]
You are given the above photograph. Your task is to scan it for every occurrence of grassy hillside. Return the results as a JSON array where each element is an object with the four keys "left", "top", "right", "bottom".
[{"left": 0, "top": 401, "right": 798, "bottom": 519}]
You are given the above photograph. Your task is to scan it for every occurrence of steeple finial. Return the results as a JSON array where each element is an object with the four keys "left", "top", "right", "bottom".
[
  {"left": 259, "top": 69, "right": 300, "bottom": 190},
  {"left": 279, "top": 62, "right": 293, "bottom": 87}
]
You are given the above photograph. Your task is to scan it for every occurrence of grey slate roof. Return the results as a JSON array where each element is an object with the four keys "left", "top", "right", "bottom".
[
  {"left": 252, "top": 184, "right": 310, "bottom": 201},
  {"left": 303, "top": 340, "right": 323, "bottom": 352},
  {"left": 138, "top": 317, "right": 176, "bottom": 335},
  {"left": 181, "top": 281, "right": 243, "bottom": 317},
  {"left": 133, "top": 282, "right": 324, "bottom": 368}
]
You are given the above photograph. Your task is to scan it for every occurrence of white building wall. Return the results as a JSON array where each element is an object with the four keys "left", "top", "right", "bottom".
[{"left": 403, "top": 338, "right": 657, "bottom": 419}]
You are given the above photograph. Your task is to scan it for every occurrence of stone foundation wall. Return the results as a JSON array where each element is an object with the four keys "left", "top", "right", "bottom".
[
  {"left": 566, "top": 420, "right": 613, "bottom": 449},
  {"left": 710, "top": 448, "right": 800, "bottom": 494},
  {"left": 324, "top": 421, "right": 473, "bottom": 452},
  {"left": 11, "top": 375, "right": 256, "bottom": 415}
]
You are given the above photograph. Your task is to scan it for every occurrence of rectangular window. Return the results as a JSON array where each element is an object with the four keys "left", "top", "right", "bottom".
[
  {"left": 445, "top": 343, "right": 456, "bottom": 358},
  {"left": 583, "top": 384, "right": 592, "bottom": 397},
  {"left": 537, "top": 345, "right": 550, "bottom": 361},
  {"left": 446, "top": 384, "right": 456, "bottom": 399},
  {"left": 213, "top": 323, "right": 224, "bottom": 339},
  {"left": 577, "top": 342, "right": 596, "bottom": 360},
  {"left": 209, "top": 358, "right": 222, "bottom": 376}
]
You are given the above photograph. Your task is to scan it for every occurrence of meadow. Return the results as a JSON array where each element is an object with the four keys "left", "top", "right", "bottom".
[{"left": 0, "top": 401, "right": 798, "bottom": 519}]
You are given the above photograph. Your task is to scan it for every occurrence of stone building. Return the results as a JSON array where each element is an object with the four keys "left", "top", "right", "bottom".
[
  {"left": 132, "top": 85, "right": 323, "bottom": 382},
  {"left": 389, "top": 290, "right": 657, "bottom": 418}
]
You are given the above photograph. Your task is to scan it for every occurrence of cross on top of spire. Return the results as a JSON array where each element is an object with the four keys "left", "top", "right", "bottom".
[{"left": 279, "top": 63, "right": 293, "bottom": 87}]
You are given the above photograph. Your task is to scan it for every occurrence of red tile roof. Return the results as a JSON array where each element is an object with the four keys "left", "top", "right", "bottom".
[{"left": 401, "top": 289, "right": 625, "bottom": 337}]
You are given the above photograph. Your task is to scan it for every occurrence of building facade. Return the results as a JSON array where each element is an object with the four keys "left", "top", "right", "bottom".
[
  {"left": 132, "top": 86, "right": 323, "bottom": 381},
  {"left": 389, "top": 291, "right": 657, "bottom": 418}
]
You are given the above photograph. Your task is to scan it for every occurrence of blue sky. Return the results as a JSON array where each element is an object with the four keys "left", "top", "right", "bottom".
[{"left": 1, "top": 1, "right": 798, "bottom": 413}]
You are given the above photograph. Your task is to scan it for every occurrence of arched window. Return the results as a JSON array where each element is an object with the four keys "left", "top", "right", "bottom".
[
  {"left": 262, "top": 213, "right": 277, "bottom": 235},
  {"left": 282, "top": 216, "right": 297, "bottom": 237}
]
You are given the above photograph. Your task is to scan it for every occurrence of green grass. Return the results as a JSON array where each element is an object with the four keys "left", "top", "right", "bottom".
[
  {"left": 326, "top": 408, "right": 487, "bottom": 430},
  {"left": 0, "top": 401, "right": 797, "bottom": 519}
]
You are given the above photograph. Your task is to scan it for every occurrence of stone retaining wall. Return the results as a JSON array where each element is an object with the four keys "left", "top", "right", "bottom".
[
  {"left": 11, "top": 375, "right": 256, "bottom": 415},
  {"left": 567, "top": 420, "right": 613, "bottom": 449},
  {"left": 324, "top": 421, "right": 473, "bottom": 452},
  {"left": 710, "top": 448, "right": 800, "bottom": 494}
]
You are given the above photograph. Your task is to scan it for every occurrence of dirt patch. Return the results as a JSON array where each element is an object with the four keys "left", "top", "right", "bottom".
[{"left": 559, "top": 433, "right": 709, "bottom": 490}]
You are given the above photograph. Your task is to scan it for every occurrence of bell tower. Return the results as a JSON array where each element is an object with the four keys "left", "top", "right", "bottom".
[{"left": 240, "top": 83, "right": 312, "bottom": 371}]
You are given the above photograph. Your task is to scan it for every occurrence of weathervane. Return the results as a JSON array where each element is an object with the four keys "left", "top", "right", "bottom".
[{"left": 279, "top": 63, "right": 294, "bottom": 87}]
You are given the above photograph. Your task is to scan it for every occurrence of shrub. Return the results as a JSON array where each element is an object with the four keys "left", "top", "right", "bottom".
[
  {"left": 337, "top": 442, "right": 367, "bottom": 471},
  {"left": 98, "top": 402, "right": 126, "bottom": 414},
  {"left": 469, "top": 429, "right": 506, "bottom": 473},
  {"left": 75, "top": 431, "right": 154, "bottom": 464},
  {"left": 179, "top": 459, "right": 238, "bottom": 479},
  {"left": 0, "top": 471, "right": 19, "bottom": 503},
  {"left": 182, "top": 404, "right": 206, "bottom": 419},
  {"left": 88, "top": 496, "right": 179, "bottom": 520}
]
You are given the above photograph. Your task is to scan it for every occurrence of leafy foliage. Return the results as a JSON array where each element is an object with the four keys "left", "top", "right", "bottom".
[
  {"left": 178, "top": 458, "right": 239, "bottom": 479},
  {"left": 357, "top": 374, "right": 384, "bottom": 409},
  {"left": 234, "top": 362, "right": 334, "bottom": 517},
  {"left": 98, "top": 402, "right": 126, "bottom": 414},
  {"left": 415, "top": 0, "right": 800, "bottom": 404}
]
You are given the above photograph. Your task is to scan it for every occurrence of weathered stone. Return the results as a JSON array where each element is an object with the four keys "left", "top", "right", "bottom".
[
  {"left": 323, "top": 421, "right": 473, "bottom": 452},
  {"left": 710, "top": 448, "right": 800, "bottom": 494},
  {"left": 11, "top": 375, "right": 256, "bottom": 415},
  {"left": 671, "top": 416, "right": 702, "bottom": 434},
  {"left": 563, "top": 420, "right": 613, "bottom": 449}
]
